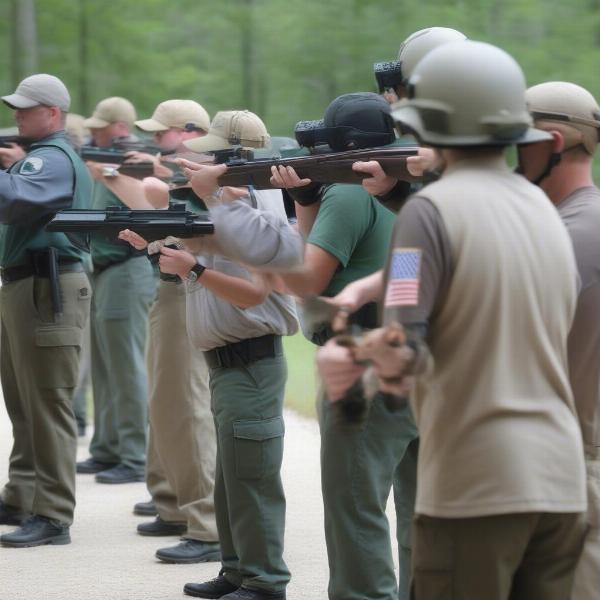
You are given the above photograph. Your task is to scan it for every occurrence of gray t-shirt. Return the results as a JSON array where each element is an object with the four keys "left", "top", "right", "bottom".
[
  {"left": 186, "top": 189, "right": 299, "bottom": 351},
  {"left": 558, "top": 185, "right": 600, "bottom": 447}
]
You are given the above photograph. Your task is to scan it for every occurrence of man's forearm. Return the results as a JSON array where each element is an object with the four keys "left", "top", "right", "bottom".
[
  {"left": 102, "top": 175, "right": 154, "bottom": 210},
  {"left": 197, "top": 269, "right": 269, "bottom": 309}
]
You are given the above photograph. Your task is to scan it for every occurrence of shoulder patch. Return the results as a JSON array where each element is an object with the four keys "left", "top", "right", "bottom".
[
  {"left": 385, "top": 248, "right": 421, "bottom": 307},
  {"left": 19, "top": 156, "right": 44, "bottom": 175}
]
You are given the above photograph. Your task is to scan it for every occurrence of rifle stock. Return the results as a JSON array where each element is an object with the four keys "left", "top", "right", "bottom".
[
  {"left": 46, "top": 204, "right": 214, "bottom": 243},
  {"left": 215, "top": 146, "right": 420, "bottom": 189}
]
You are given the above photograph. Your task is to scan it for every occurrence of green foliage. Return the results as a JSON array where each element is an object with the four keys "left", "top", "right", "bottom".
[{"left": 283, "top": 332, "right": 318, "bottom": 417}]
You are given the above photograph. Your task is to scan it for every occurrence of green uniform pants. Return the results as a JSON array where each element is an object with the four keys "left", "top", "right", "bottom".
[
  {"left": 209, "top": 349, "right": 290, "bottom": 593},
  {"left": 318, "top": 393, "right": 418, "bottom": 600},
  {"left": 89, "top": 257, "right": 155, "bottom": 472},
  {"left": 1, "top": 271, "right": 91, "bottom": 524},
  {"left": 145, "top": 281, "right": 218, "bottom": 540},
  {"left": 411, "top": 512, "right": 587, "bottom": 600}
]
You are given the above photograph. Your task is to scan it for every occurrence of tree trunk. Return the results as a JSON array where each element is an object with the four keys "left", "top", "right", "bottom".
[
  {"left": 78, "top": 0, "right": 89, "bottom": 115},
  {"left": 11, "top": 0, "right": 38, "bottom": 86}
]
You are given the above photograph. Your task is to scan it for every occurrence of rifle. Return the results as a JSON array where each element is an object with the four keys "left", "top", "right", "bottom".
[
  {"left": 0, "top": 135, "right": 32, "bottom": 150},
  {"left": 46, "top": 203, "right": 214, "bottom": 243},
  {"left": 215, "top": 144, "right": 420, "bottom": 189},
  {"left": 80, "top": 138, "right": 171, "bottom": 179},
  {"left": 373, "top": 60, "right": 403, "bottom": 94}
]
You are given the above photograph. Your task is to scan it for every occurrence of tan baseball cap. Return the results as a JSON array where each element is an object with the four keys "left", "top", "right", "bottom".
[
  {"left": 84, "top": 97, "right": 137, "bottom": 129},
  {"left": 135, "top": 99, "right": 210, "bottom": 133},
  {"left": 526, "top": 82, "right": 600, "bottom": 155},
  {"left": 2, "top": 73, "right": 70, "bottom": 112},
  {"left": 183, "top": 110, "right": 270, "bottom": 152}
]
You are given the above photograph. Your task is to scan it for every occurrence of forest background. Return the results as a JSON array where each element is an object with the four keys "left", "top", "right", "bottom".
[{"left": 1, "top": 0, "right": 599, "bottom": 414}]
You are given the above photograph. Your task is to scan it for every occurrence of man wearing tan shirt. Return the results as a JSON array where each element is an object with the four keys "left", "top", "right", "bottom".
[
  {"left": 519, "top": 81, "right": 600, "bottom": 600},
  {"left": 318, "top": 41, "right": 587, "bottom": 600}
]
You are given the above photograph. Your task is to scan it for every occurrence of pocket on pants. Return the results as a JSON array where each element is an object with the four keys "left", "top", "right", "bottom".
[
  {"left": 233, "top": 416, "right": 285, "bottom": 479},
  {"left": 34, "top": 326, "right": 82, "bottom": 388}
]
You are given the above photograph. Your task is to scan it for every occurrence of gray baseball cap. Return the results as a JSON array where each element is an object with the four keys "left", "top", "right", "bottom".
[{"left": 2, "top": 74, "right": 71, "bottom": 112}]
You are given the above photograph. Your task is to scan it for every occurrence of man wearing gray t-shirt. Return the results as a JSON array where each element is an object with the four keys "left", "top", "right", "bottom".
[{"left": 519, "top": 81, "right": 600, "bottom": 600}]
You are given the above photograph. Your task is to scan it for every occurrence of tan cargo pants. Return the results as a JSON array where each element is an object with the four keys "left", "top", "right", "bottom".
[
  {"left": 1, "top": 271, "right": 91, "bottom": 524},
  {"left": 145, "top": 280, "right": 217, "bottom": 541},
  {"left": 411, "top": 511, "right": 587, "bottom": 600}
]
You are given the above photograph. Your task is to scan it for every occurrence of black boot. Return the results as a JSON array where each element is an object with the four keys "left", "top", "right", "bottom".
[
  {"left": 0, "top": 515, "right": 70, "bottom": 548},
  {"left": 133, "top": 499, "right": 157, "bottom": 516},
  {"left": 137, "top": 517, "right": 187, "bottom": 537},
  {"left": 95, "top": 464, "right": 144, "bottom": 484},
  {"left": 184, "top": 571, "right": 238, "bottom": 598},
  {"left": 0, "top": 500, "right": 27, "bottom": 526},
  {"left": 156, "top": 539, "right": 221, "bottom": 564},
  {"left": 76, "top": 457, "right": 117, "bottom": 474}
]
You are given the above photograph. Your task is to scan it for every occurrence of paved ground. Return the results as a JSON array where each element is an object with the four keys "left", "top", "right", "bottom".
[{"left": 0, "top": 402, "right": 397, "bottom": 600}]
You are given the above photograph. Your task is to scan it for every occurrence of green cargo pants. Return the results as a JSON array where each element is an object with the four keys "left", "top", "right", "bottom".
[
  {"left": 89, "top": 257, "right": 155, "bottom": 472},
  {"left": 318, "top": 393, "right": 418, "bottom": 600},
  {"left": 1, "top": 271, "right": 91, "bottom": 524},
  {"left": 209, "top": 348, "right": 290, "bottom": 594}
]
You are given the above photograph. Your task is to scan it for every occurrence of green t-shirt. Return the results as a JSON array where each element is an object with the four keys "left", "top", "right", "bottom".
[
  {"left": 306, "top": 183, "right": 395, "bottom": 296},
  {"left": 89, "top": 182, "right": 133, "bottom": 266}
]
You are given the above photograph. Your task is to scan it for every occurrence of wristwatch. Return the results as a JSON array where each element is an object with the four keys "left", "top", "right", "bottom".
[{"left": 185, "top": 262, "right": 206, "bottom": 283}]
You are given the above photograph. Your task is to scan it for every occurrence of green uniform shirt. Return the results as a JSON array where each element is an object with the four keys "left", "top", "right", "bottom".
[
  {"left": 0, "top": 132, "right": 92, "bottom": 267},
  {"left": 307, "top": 183, "right": 395, "bottom": 296},
  {"left": 89, "top": 182, "right": 134, "bottom": 266}
]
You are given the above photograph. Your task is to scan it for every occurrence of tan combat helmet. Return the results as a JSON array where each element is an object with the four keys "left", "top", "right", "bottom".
[
  {"left": 392, "top": 40, "right": 552, "bottom": 147},
  {"left": 397, "top": 27, "right": 467, "bottom": 86},
  {"left": 526, "top": 82, "right": 600, "bottom": 155}
]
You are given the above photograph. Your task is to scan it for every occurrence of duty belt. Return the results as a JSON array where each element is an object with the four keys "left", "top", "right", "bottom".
[
  {"left": 204, "top": 334, "right": 282, "bottom": 369},
  {"left": 1, "top": 256, "right": 83, "bottom": 284}
]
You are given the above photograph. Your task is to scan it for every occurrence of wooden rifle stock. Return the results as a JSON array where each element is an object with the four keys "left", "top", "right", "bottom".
[{"left": 216, "top": 145, "right": 420, "bottom": 189}]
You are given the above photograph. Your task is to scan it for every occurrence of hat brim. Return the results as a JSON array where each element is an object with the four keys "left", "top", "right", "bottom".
[
  {"left": 135, "top": 118, "right": 169, "bottom": 132},
  {"left": 1, "top": 93, "right": 40, "bottom": 110},
  {"left": 83, "top": 116, "right": 111, "bottom": 129},
  {"left": 183, "top": 134, "right": 232, "bottom": 153},
  {"left": 392, "top": 105, "right": 554, "bottom": 147}
]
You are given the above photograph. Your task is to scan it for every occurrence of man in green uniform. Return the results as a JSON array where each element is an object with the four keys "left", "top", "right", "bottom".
[
  {"left": 319, "top": 41, "right": 587, "bottom": 600},
  {"left": 519, "top": 81, "right": 600, "bottom": 600},
  {"left": 76, "top": 97, "right": 156, "bottom": 484},
  {"left": 0, "top": 74, "right": 92, "bottom": 547},
  {"left": 270, "top": 93, "right": 418, "bottom": 600}
]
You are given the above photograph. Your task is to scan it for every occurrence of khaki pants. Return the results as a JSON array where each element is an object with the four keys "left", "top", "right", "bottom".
[
  {"left": 1, "top": 272, "right": 91, "bottom": 524},
  {"left": 572, "top": 450, "right": 600, "bottom": 600},
  {"left": 145, "top": 280, "right": 217, "bottom": 541},
  {"left": 411, "top": 512, "right": 587, "bottom": 600}
]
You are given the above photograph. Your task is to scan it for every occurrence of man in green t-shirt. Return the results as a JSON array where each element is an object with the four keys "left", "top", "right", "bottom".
[
  {"left": 273, "top": 93, "right": 419, "bottom": 600},
  {"left": 76, "top": 97, "right": 156, "bottom": 484}
]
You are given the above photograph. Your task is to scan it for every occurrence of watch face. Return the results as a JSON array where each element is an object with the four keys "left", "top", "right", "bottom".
[{"left": 186, "top": 270, "right": 198, "bottom": 283}]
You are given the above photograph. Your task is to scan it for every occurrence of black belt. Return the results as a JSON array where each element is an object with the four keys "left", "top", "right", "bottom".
[
  {"left": 204, "top": 334, "right": 282, "bottom": 369},
  {"left": 1, "top": 257, "right": 83, "bottom": 284}
]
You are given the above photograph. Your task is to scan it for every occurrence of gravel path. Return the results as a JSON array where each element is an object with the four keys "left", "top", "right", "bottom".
[{"left": 0, "top": 403, "right": 397, "bottom": 599}]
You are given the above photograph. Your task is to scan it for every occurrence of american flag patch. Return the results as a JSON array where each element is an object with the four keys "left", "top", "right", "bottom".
[{"left": 384, "top": 248, "right": 421, "bottom": 307}]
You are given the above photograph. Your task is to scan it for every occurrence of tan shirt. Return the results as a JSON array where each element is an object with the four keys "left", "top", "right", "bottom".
[
  {"left": 384, "top": 155, "right": 586, "bottom": 518},
  {"left": 558, "top": 186, "right": 600, "bottom": 448}
]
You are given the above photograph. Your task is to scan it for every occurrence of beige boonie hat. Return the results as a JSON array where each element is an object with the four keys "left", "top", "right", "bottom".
[
  {"left": 84, "top": 97, "right": 136, "bottom": 128},
  {"left": 183, "top": 110, "right": 270, "bottom": 152},
  {"left": 135, "top": 99, "right": 210, "bottom": 133},
  {"left": 2, "top": 74, "right": 71, "bottom": 112}
]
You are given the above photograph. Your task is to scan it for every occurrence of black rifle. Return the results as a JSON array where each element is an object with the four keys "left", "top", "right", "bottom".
[
  {"left": 46, "top": 203, "right": 214, "bottom": 243},
  {"left": 373, "top": 60, "right": 403, "bottom": 94},
  {"left": 0, "top": 135, "right": 32, "bottom": 150}
]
